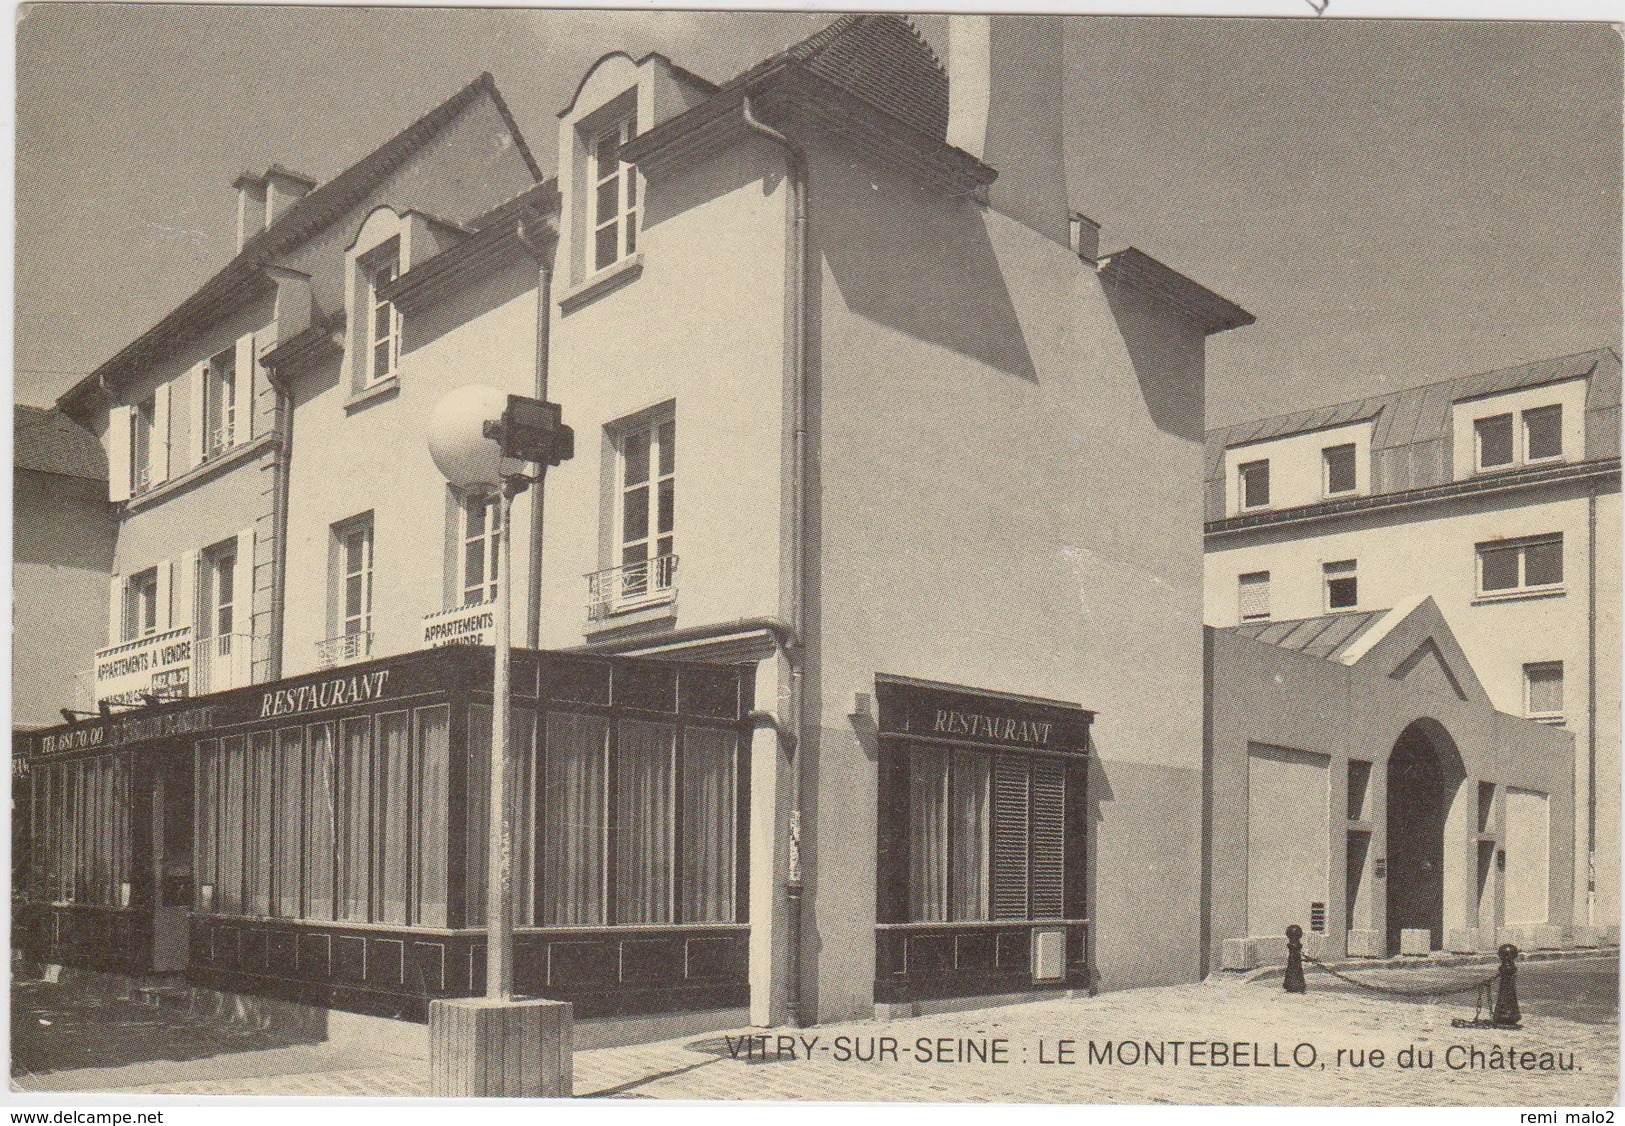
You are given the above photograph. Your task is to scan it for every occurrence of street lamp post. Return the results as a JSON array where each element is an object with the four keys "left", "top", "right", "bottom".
[{"left": 426, "top": 384, "right": 573, "bottom": 1094}]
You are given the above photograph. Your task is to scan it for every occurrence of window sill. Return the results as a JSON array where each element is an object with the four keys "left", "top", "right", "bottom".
[
  {"left": 345, "top": 376, "right": 400, "bottom": 414},
  {"left": 1527, "top": 714, "right": 1567, "bottom": 726},
  {"left": 122, "top": 435, "right": 277, "bottom": 513},
  {"left": 1472, "top": 586, "right": 1567, "bottom": 606},
  {"left": 559, "top": 253, "right": 644, "bottom": 314}
]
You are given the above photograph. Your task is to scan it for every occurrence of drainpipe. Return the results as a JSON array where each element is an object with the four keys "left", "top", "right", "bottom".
[
  {"left": 263, "top": 360, "right": 294, "bottom": 682},
  {"left": 739, "top": 94, "right": 810, "bottom": 1029},
  {"left": 1587, "top": 481, "right": 1598, "bottom": 924},
  {"left": 515, "top": 213, "right": 554, "bottom": 651}
]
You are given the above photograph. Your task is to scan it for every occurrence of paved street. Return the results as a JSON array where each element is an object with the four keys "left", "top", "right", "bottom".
[{"left": 12, "top": 955, "right": 1618, "bottom": 1104}]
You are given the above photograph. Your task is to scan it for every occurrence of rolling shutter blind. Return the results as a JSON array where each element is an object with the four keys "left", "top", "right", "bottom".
[
  {"left": 990, "top": 757, "right": 1030, "bottom": 920},
  {"left": 234, "top": 333, "right": 256, "bottom": 445},
  {"left": 107, "top": 406, "right": 132, "bottom": 502},
  {"left": 151, "top": 383, "right": 171, "bottom": 485},
  {"left": 174, "top": 550, "right": 198, "bottom": 633},
  {"left": 233, "top": 529, "right": 255, "bottom": 645},
  {"left": 188, "top": 362, "right": 207, "bottom": 466},
  {"left": 1029, "top": 761, "right": 1066, "bottom": 919},
  {"left": 1239, "top": 572, "right": 1270, "bottom": 621}
]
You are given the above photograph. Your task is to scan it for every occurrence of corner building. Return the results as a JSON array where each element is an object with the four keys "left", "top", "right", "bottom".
[{"left": 19, "top": 16, "right": 1252, "bottom": 1037}]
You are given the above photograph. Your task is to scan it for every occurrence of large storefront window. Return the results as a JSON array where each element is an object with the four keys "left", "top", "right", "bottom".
[
  {"left": 195, "top": 705, "right": 449, "bottom": 925},
  {"left": 467, "top": 704, "right": 742, "bottom": 928},
  {"left": 30, "top": 756, "right": 131, "bottom": 905}
]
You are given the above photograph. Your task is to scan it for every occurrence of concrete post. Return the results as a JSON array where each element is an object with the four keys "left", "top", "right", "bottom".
[{"left": 429, "top": 996, "right": 572, "bottom": 1097}]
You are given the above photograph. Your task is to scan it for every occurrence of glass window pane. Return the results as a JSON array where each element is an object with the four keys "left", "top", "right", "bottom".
[
  {"left": 338, "top": 718, "right": 371, "bottom": 922},
  {"left": 1476, "top": 414, "right": 1514, "bottom": 468},
  {"left": 541, "top": 712, "right": 608, "bottom": 926},
  {"left": 218, "top": 736, "right": 245, "bottom": 914},
  {"left": 596, "top": 178, "right": 619, "bottom": 226},
  {"left": 1327, "top": 576, "right": 1358, "bottom": 609},
  {"left": 657, "top": 479, "right": 674, "bottom": 537},
  {"left": 466, "top": 706, "right": 490, "bottom": 923},
  {"left": 907, "top": 747, "right": 948, "bottom": 923},
  {"left": 624, "top": 213, "right": 637, "bottom": 255},
  {"left": 1524, "top": 405, "right": 1562, "bottom": 460},
  {"left": 623, "top": 430, "right": 650, "bottom": 486},
  {"left": 1324, "top": 443, "right": 1356, "bottom": 494},
  {"left": 1241, "top": 461, "right": 1269, "bottom": 508},
  {"left": 376, "top": 712, "right": 411, "bottom": 925},
  {"left": 680, "top": 728, "right": 737, "bottom": 923},
  {"left": 595, "top": 223, "right": 618, "bottom": 272},
  {"left": 304, "top": 723, "right": 335, "bottom": 921},
  {"left": 246, "top": 732, "right": 275, "bottom": 916},
  {"left": 622, "top": 485, "right": 649, "bottom": 544},
  {"left": 613, "top": 719, "right": 675, "bottom": 925},
  {"left": 948, "top": 749, "right": 990, "bottom": 921},
  {"left": 274, "top": 729, "right": 303, "bottom": 917},
  {"left": 1480, "top": 545, "right": 1520, "bottom": 591},
  {"left": 1524, "top": 538, "right": 1563, "bottom": 587},
  {"left": 413, "top": 706, "right": 450, "bottom": 926},
  {"left": 657, "top": 420, "right": 674, "bottom": 476},
  {"left": 594, "top": 130, "right": 620, "bottom": 174}
]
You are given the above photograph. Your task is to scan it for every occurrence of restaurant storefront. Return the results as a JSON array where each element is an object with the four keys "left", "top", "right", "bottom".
[
  {"left": 16, "top": 647, "right": 755, "bottom": 1022},
  {"left": 873, "top": 675, "right": 1092, "bottom": 1005}
]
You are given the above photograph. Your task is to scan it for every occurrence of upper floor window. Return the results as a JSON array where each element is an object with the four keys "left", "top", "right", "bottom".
[
  {"left": 201, "top": 540, "right": 237, "bottom": 640},
  {"left": 320, "top": 515, "right": 374, "bottom": 668},
  {"left": 362, "top": 238, "right": 401, "bottom": 386},
  {"left": 1478, "top": 534, "right": 1563, "bottom": 597},
  {"left": 203, "top": 347, "right": 237, "bottom": 459},
  {"left": 1524, "top": 661, "right": 1564, "bottom": 724},
  {"left": 1323, "top": 443, "right": 1357, "bottom": 497},
  {"left": 590, "top": 117, "right": 638, "bottom": 273},
  {"left": 1238, "top": 571, "right": 1271, "bottom": 622},
  {"left": 124, "top": 567, "right": 159, "bottom": 642},
  {"left": 131, "top": 394, "right": 156, "bottom": 495},
  {"left": 1238, "top": 459, "right": 1270, "bottom": 511},
  {"left": 1475, "top": 404, "right": 1563, "bottom": 473},
  {"left": 458, "top": 490, "right": 501, "bottom": 607},
  {"left": 1323, "top": 559, "right": 1358, "bottom": 611},
  {"left": 590, "top": 409, "right": 676, "bottom": 620}
]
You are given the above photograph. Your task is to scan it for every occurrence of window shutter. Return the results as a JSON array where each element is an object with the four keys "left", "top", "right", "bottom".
[
  {"left": 151, "top": 383, "right": 172, "bottom": 485},
  {"left": 234, "top": 333, "right": 256, "bottom": 444},
  {"left": 189, "top": 362, "right": 207, "bottom": 466},
  {"left": 990, "top": 756, "right": 1031, "bottom": 920},
  {"left": 174, "top": 550, "right": 199, "bottom": 633},
  {"left": 107, "top": 406, "right": 132, "bottom": 502},
  {"left": 234, "top": 529, "right": 255, "bottom": 644},
  {"left": 1029, "top": 761, "right": 1066, "bottom": 919},
  {"left": 155, "top": 559, "right": 173, "bottom": 632},
  {"left": 109, "top": 575, "right": 124, "bottom": 645}
]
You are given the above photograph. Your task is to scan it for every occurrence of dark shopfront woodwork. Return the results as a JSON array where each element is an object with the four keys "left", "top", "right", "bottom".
[
  {"left": 873, "top": 675, "right": 1092, "bottom": 1003},
  {"left": 16, "top": 647, "right": 754, "bottom": 1022}
]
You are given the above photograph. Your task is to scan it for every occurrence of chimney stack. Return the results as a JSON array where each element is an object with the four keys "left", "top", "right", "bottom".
[
  {"left": 947, "top": 15, "right": 1070, "bottom": 246},
  {"left": 234, "top": 173, "right": 267, "bottom": 251},
  {"left": 234, "top": 166, "right": 316, "bottom": 251},
  {"left": 264, "top": 166, "right": 316, "bottom": 227}
]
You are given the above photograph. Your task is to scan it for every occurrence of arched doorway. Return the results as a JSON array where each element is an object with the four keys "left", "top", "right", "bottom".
[{"left": 1385, "top": 720, "right": 1462, "bottom": 955}]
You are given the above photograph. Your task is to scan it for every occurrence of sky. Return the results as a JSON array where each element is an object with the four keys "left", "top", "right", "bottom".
[{"left": 13, "top": 5, "right": 1622, "bottom": 428}]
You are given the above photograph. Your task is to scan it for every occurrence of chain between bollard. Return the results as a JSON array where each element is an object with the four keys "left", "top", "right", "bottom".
[{"left": 1278, "top": 926, "right": 1524, "bottom": 1029}]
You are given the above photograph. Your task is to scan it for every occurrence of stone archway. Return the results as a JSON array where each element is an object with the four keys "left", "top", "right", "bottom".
[{"left": 1385, "top": 719, "right": 1464, "bottom": 955}]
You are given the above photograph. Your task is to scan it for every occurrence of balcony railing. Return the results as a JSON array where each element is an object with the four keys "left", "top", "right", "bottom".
[
  {"left": 131, "top": 465, "right": 152, "bottom": 496},
  {"left": 587, "top": 554, "right": 678, "bottom": 621},
  {"left": 316, "top": 631, "right": 373, "bottom": 669},
  {"left": 204, "top": 423, "right": 236, "bottom": 460},
  {"left": 192, "top": 632, "right": 253, "bottom": 694}
]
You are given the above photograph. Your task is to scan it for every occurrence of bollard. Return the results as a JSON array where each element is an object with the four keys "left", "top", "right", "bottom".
[
  {"left": 1491, "top": 943, "right": 1521, "bottom": 1029},
  {"left": 1283, "top": 924, "right": 1307, "bottom": 994}
]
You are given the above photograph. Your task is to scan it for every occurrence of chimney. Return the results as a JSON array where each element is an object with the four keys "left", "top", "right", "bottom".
[
  {"left": 947, "top": 15, "right": 1070, "bottom": 246},
  {"left": 263, "top": 165, "right": 316, "bottom": 228},
  {"left": 234, "top": 173, "right": 267, "bottom": 251},
  {"left": 1069, "top": 212, "right": 1100, "bottom": 262}
]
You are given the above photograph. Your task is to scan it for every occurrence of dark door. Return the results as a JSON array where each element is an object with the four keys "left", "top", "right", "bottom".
[{"left": 1385, "top": 735, "right": 1445, "bottom": 954}]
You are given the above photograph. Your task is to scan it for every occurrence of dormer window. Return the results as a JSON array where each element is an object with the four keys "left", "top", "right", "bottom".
[
  {"left": 590, "top": 117, "right": 638, "bottom": 273},
  {"left": 1523, "top": 404, "right": 1562, "bottom": 462},
  {"left": 362, "top": 238, "right": 401, "bottom": 385},
  {"left": 1474, "top": 404, "right": 1564, "bottom": 473},
  {"left": 1322, "top": 443, "right": 1357, "bottom": 497},
  {"left": 1238, "top": 459, "right": 1270, "bottom": 511}
]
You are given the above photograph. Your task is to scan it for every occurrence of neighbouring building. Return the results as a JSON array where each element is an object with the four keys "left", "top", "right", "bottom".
[
  {"left": 1203, "top": 349, "right": 1622, "bottom": 937},
  {"left": 13, "top": 405, "right": 116, "bottom": 730},
  {"left": 1205, "top": 597, "right": 1583, "bottom": 973}
]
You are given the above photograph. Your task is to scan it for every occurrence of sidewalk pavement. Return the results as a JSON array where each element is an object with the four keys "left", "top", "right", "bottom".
[{"left": 13, "top": 956, "right": 1618, "bottom": 1105}]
